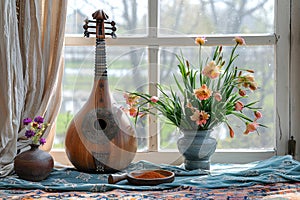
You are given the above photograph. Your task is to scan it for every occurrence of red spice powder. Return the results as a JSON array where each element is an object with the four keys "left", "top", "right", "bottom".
[{"left": 134, "top": 171, "right": 166, "bottom": 179}]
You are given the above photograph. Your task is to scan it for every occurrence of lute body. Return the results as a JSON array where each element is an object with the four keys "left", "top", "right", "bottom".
[{"left": 65, "top": 10, "right": 137, "bottom": 173}]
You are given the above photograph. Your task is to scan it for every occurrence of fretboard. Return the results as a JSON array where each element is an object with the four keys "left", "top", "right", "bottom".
[{"left": 95, "top": 39, "right": 107, "bottom": 79}]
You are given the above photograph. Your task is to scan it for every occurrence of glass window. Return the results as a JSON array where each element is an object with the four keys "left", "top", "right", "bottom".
[
  {"left": 66, "top": 0, "right": 148, "bottom": 35},
  {"left": 57, "top": 0, "right": 278, "bottom": 158},
  {"left": 159, "top": 0, "right": 274, "bottom": 35}
]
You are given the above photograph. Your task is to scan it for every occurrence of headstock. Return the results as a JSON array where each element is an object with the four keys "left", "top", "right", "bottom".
[{"left": 83, "top": 10, "right": 117, "bottom": 39}]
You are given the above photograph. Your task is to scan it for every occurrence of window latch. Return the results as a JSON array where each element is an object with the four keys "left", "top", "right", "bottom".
[{"left": 288, "top": 136, "right": 296, "bottom": 158}]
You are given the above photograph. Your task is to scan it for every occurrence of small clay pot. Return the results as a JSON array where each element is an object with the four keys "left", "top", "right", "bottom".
[{"left": 14, "top": 144, "right": 54, "bottom": 181}]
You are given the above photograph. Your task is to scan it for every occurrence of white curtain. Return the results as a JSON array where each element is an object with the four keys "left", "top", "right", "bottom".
[{"left": 0, "top": 0, "right": 67, "bottom": 177}]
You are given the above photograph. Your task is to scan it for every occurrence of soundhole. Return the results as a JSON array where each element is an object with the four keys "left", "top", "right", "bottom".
[
  {"left": 82, "top": 109, "right": 119, "bottom": 143},
  {"left": 94, "top": 118, "right": 107, "bottom": 130}
]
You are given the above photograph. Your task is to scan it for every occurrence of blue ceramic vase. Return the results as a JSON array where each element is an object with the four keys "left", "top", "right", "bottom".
[{"left": 177, "top": 129, "right": 217, "bottom": 170}]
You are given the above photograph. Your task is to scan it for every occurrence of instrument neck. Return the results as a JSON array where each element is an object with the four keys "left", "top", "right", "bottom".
[{"left": 95, "top": 38, "right": 107, "bottom": 79}]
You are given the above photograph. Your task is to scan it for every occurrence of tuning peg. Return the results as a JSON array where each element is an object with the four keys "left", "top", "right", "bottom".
[
  {"left": 105, "top": 32, "right": 117, "bottom": 39},
  {"left": 105, "top": 26, "right": 117, "bottom": 32},
  {"left": 105, "top": 21, "right": 116, "bottom": 27},
  {"left": 84, "top": 18, "right": 97, "bottom": 24},
  {"left": 112, "top": 32, "right": 117, "bottom": 39},
  {"left": 84, "top": 30, "right": 90, "bottom": 38},
  {"left": 83, "top": 24, "right": 96, "bottom": 30},
  {"left": 83, "top": 12, "right": 117, "bottom": 39}
]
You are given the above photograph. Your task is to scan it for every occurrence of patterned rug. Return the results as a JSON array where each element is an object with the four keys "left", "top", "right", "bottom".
[
  {"left": 1, "top": 156, "right": 300, "bottom": 199},
  {"left": 1, "top": 182, "right": 300, "bottom": 199}
]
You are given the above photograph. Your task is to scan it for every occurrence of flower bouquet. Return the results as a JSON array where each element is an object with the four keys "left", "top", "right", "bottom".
[
  {"left": 123, "top": 36, "right": 265, "bottom": 137},
  {"left": 23, "top": 115, "right": 49, "bottom": 145},
  {"left": 14, "top": 115, "right": 53, "bottom": 181}
]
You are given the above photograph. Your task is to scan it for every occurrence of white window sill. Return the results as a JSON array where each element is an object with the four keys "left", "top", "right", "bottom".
[{"left": 50, "top": 149, "right": 276, "bottom": 167}]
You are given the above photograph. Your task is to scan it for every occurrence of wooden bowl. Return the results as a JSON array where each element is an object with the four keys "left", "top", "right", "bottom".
[{"left": 108, "top": 169, "right": 175, "bottom": 186}]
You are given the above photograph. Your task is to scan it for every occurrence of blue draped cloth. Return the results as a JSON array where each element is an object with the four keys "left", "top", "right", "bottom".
[{"left": 0, "top": 155, "right": 299, "bottom": 192}]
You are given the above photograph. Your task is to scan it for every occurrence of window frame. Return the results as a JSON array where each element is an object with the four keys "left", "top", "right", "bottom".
[{"left": 53, "top": 0, "right": 291, "bottom": 165}]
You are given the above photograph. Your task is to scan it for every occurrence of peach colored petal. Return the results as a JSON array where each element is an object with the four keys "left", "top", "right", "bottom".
[
  {"left": 235, "top": 101, "right": 244, "bottom": 111},
  {"left": 244, "top": 121, "right": 259, "bottom": 134},
  {"left": 124, "top": 93, "right": 140, "bottom": 106},
  {"left": 234, "top": 36, "right": 246, "bottom": 45},
  {"left": 195, "top": 37, "right": 206, "bottom": 45},
  {"left": 214, "top": 92, "right": 222, "bottom": 101},
  {"left": 129, "top": 107, "right": 138, "bottom": 117},
  {"left": 194, "top": 84, "right": 212, "bottom": 100},
  {"left": 150, "top": 96, "right": 159, "bottom": 103},
  {"left": 202, "top": 61, "right": 221, "bottom": 79},
  {"left": 255, "top": 111, "right": 262, "bottom": 119},
  {"left": 190, "top": 110, "right": 210, "bottom": 126}
]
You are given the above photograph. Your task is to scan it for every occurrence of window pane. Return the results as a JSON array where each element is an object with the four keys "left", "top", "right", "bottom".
[
  {"left": 55, "top": 46, "right": 148, "bottom": 150},
  {"left": 159, "top": 45, "right": 275, "bottom": 150},
  {"left": 62, "top": 0, "right": 277, "bottom": 155},
  {"left": 159, "top": 0, "right": 274, "bottom": 35},
  {"left": 65, "top": 0, "right": 148, "bottom": 35}
]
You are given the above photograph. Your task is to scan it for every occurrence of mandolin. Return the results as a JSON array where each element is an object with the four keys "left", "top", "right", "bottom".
[{"left": 65, "top": 9, "right": 137, "bottom": 173}]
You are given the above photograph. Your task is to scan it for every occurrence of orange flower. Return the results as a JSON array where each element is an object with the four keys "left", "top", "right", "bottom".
[
  {"left": 244, "top": 121, "right": 259, "bottom": 135},
  {"left": 202, "top": 61, "right": 221, "bottom": 79},
  {"left": 128, "top": 107, "right": 138, "bottom": 117},
  {"left": 124, "top": 93, "right": 140, "bottom": 106},
  {"left": 238, "top": 74, "right": 258, "bottom": 91},
  {"left": 122, "top": 106, "right": 139, "bottom": 117},
  {"left": 235, "top": 101, "right": 244, "bottom": 111},
  {"left": 249, "top": 82, "right": 258, "bottom": 91},
  {"left": 194, "top": 84, "right": 211, "bottom": 100},
  {"left": 244, "top": 74, "right": 255, "bottom": 82},
  {"left": 190, "top": 110, "right": 210, "bottom": 126},
  {"left": 234, "top": 36, "right": 246, "bottom": 45},
  {"left": 195, "top": 37, "right": 206, "bottom": 45}
]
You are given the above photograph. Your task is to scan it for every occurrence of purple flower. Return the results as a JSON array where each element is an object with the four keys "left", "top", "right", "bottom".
[
  {"left": 23, "top": 118, "right": 32, "bottom": 125},
  {"left": 39, "top": 138, "right": 46, "bottom": 145},
  {"left": 25, "top": 130, "right": 35, "bottom": 138},
  {"left": 34, "top": 116, "right": 44, "bottom": 123}
]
